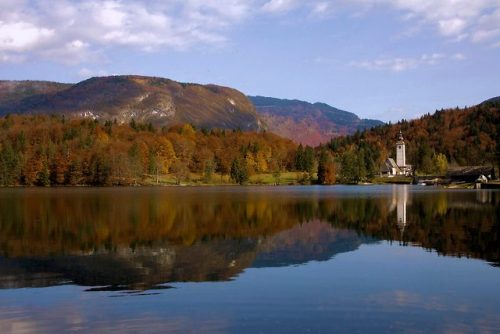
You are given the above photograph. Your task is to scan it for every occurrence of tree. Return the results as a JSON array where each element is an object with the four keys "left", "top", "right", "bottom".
[
  {"left": 230, "top": 158, "right": 249, "bottom": 185},
  {"left": 356, "top": 148, "right": 367, "bottom": 181},
  {"left": 89, "top": 152, "right": 111, "bottom": 185},
  {"left": 128, "top": 142, "right": 145, "bottom": 185},
  {"left": 340, "top": 149, "right": 358, "bottom": 183},
  {"left": 171, "top": 160, "right": 190, "bottom": 185},
  {"left": 22, "top": 150, "right": 43, "bottom": 186},
  {"left": 317, "top": 150, "right": 336, "bottom": 185},
  {"left": 149, "top": 137, "right": 175, "bottom": 184},
  {"left": 433, "top": 153, "right": 448, "bottom": 175},
  {"left": 304, "top": 146, "right": 315, "bottom": 174},
  {"left": 203, "top": 159, "right": 216, "bottom": 183},
  {"left": 0, "top": 141, "right": 22, "bottom": 186},
  {"left": 295, "top": 144, "right": 305, "bottom": 171},
  {"left": 37, "top": 161, "right": 51, "bottom": 186},
  {"left": 415, "top": 143, "right": 434, "bottom": 175}
]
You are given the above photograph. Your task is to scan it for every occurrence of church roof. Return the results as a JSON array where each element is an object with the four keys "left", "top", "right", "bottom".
[
  {"left": 383, "top": 158, "right": 402, "bottom": 173},
  {"left": 386, "top": 158, "right": 399, "bottom": 169}
]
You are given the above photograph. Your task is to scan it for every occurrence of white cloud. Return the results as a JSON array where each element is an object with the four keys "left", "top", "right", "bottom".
[
  {"left": 452, "top": 53, "right": 466, "bottom": 60},
  {"left": 261, "top": 0, "right": 500, "bottom": 43},
  {"left": 353, "top": 0, "right": 500, "bottom": 44},
  {"left": 350, "top": 53, "right": 448, "bottom": 72},
  {"left": 0, "top": 53, "right": 26, "bottom": 63},
  {"left": 262, "top": 0, "right": 297, "bottom": 13},
  {"left": 438, "top": 18, "right": 467, "bottom": 36},
  {"left": 0, "top": 0, "right": 498, "bottom": 65},
  {"left": 351, "top": 57, "right": 418, "bottom": 72},
  {"left": 0, "top": 0, "right": 258, "bottom": 63},
  {"left": 310, "top": 1, "right": 333, "bottom": 17},
  {"left": 0, "top": 21, "right": 54, "bottom": 52}
]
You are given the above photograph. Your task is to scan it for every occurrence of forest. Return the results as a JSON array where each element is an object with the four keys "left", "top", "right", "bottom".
[
  {"left": 0, "top": 100, "right": 498, "bottom": 186},
  {"left": 326, "top": 100, "right": 500, "bottom": 183},
  {"left": 0, "top": 115, "right": 297, "bottom": 186}
]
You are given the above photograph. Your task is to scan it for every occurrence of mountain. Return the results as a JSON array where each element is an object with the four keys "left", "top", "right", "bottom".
[
  {"left": 0, "top": 76, "right": 263, "bottom": 131},
  {"left": 481, "top": 96, "right": 500, "bottom": 105},
  {"left": 0, "top": 77, "right": 383, "bottom": 143},
  {"left": 0, "top": 80, "right": 71, "bottom": 104},
  {"left": 249, "top": 96, "right": 383, "bottom": 146}
]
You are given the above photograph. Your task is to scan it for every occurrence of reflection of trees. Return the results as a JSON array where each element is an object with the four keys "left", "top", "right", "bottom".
[
  {"left": 0, "top": 189, "right": 317, "bottom": 257},
  {"left": 406, "top": 193, "right": 499, "bottom": 265},
  {"left": 0, "top": 188, "right": 498, "bottom": 265},
  {"left": 319, "top": 191, "right": 499, "bottom": 265}
]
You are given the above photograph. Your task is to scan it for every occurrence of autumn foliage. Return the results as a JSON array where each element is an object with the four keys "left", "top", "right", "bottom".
[
  {"left": 328, "top": 101, "right": 499, "bottom": 176},
  {"left": 0, "top": 115, "right": 297, "bottom": 186}
]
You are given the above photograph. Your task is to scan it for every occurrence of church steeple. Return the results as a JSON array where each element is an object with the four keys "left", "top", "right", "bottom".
[
  {"left": 397, "top": 130, "right": 404, "bottom": 142},
  {"left": 396, "top": 130, "right": 406, "bottom": 168}
]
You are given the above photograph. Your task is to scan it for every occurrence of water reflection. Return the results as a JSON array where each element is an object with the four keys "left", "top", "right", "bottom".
[
  {"left": 0, "top": 186, "right": 498, "bottom": 290},
  {"left": 389, "top": 185, "right": 409, "bottom": 237}
]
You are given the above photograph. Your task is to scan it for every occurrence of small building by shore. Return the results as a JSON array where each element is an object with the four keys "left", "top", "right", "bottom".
[{"left": 447, "top": 166, "right": 496, "bottom": 183}]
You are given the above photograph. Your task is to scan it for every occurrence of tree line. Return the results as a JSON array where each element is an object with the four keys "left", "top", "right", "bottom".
[{"left": 0, "top": 115, "right": 298, "bottom": 186}]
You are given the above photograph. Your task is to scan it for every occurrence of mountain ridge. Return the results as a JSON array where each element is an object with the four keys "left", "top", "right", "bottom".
[
  {"left": 0, "top": 76, "right": 384, "bottom": 145},
  {"left": 249, "top": 95, "right": 383, "bottom": 146},
  {"left": 0, "top": 75, "right": 263, "bottom": 131}
]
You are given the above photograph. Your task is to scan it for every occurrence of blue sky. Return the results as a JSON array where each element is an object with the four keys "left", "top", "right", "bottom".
[{"left": 0, "top": 0, "right": 499, "bottom": 122}]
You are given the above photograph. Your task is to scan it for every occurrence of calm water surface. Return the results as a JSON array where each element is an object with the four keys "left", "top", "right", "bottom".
[{"left": 0, "top": 185, "right": 498, "bottom": 333}]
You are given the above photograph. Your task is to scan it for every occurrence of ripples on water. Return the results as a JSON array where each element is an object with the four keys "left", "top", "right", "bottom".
[{"left": 0, "top": 185, "right": 498, "bottom": 333}]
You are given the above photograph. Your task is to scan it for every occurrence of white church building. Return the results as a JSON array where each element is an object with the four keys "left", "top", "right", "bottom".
[{"left": 381, "top": 130, "right": 412, "bottom": 177}]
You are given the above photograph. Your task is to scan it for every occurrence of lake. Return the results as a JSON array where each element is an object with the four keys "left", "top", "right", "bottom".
[{"left": 0, "top": 185, "right": 498, "bottom": 333}]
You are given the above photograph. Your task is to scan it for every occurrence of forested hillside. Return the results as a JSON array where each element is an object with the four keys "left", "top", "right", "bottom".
[
  {"left": 326, "top": 100, "right": 499, "bottom": 180},
  {"left": 0, "top": 115, "right": 296, "bottom": 186}
]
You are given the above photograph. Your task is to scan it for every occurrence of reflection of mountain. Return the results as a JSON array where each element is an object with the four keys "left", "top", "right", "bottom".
[
  {"left": 0, "top": 239, "right": 257, "bottom": 290},
  {"left": 0, "top": 221, "right": 368, "bottom": 291},
  {"left": 253, "top": 220, "right": 373, "bottom": 268},
  {"left": 0, "top": 187, "right": 498, "bottom": 290}
]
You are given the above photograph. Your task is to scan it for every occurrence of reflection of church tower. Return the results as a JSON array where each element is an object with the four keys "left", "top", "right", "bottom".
[
  {"left": 396, "top": 185, "right": 408, "bottom": 235},
  {"left": 396, "top": 130, "right": 406, "bottom": 168}
]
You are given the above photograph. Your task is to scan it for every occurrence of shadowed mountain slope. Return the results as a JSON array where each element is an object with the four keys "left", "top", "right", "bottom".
[{"left": 249, "top": 96, "right": 383, "bottom": 146}]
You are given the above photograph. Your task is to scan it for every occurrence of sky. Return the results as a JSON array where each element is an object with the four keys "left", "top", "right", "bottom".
[{"left": 0, "top": 0, "right": 499, "bottom": 122}]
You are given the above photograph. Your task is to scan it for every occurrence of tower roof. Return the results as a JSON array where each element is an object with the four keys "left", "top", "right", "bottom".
[{"left": 396, "top": 130, "right": 405, "bottom": 145}]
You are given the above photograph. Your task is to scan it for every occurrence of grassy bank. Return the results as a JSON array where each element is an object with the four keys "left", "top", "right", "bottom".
[
  {"left": 371, "top": 176, "right": 413, "bottom": 184},
  {"left": 143, "top": 172, "right": 315, "bottom": 186}
]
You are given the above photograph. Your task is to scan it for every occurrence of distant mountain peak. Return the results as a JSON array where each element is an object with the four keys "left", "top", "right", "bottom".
[{"left": 248, "top": 95, "right": 383, "bottom": 146}]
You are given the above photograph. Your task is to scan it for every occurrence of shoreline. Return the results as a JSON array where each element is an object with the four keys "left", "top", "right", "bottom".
[{"left": 0, "top": 181, "right": 494, "bottom": 189}]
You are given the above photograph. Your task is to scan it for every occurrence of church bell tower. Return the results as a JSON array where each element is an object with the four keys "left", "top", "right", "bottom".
[{"left": 396, "top": 130, "right": 406, "bottom": 168}]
